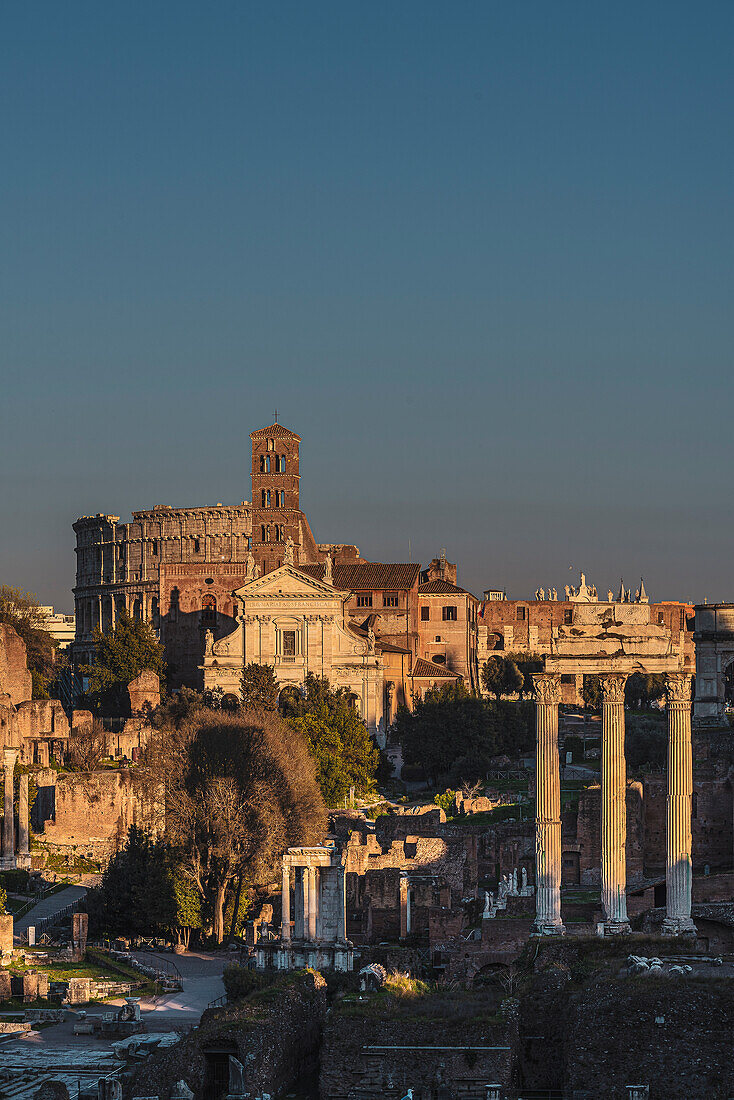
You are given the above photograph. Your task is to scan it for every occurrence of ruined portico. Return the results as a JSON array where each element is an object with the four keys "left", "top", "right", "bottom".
[
  {"left": 256, "top": 843, "right": 353, "bottom": 972},
  {"left": 534, "top": 595, "right": 695, "bottom": 936}
]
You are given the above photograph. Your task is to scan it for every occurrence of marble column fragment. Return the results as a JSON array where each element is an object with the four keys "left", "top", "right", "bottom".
[
  {"left": 1, "top": 750, "right": 17, "bottom": 869},
  {"left": 281, "top": 862, "right": 291, "bottom": 942},
  {"left": 600, "top": 674, "right": 631, "bottom": 933},
  {"left": 532, "top": 673, "right": 565, "bottom": 934},
  {"left": 662, "top": 674, "right": 697, "bottom": 935}
]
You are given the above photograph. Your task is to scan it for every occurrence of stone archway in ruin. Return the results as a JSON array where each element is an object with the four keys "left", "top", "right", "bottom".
[{"left": 532, "top": 598, "right": 695, "bottom": 937}]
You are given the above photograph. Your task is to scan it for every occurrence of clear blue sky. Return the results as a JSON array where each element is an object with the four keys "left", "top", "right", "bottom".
[{"left": 2, "top": 3, "right": 733, "bottom": 609}]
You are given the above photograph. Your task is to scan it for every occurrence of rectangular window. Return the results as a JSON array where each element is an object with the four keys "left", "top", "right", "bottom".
[
  {"left": 383, "top": 593, "right": 399, "bottom": 607},
  {"left": 356, "top": 594, "right": 373, "bottom": 608},
  {"left": 194, "top": 538, "right": 201, "bottom": 553},
  {"left": 152, "top": 540, "right": 158, "bottom": 556},
  {"left": 282, "top": 630, "right": 296, "bottom": 657},
  {"left": 442, "top": 606, "right": 457, "bottom": 621},
  {"left": 564, "top": 609, "right": 572, "bottom": 624},
  {"left": 420, "top": 606, "right": 430, "bottom": 621},
  {"left": 658, "top": 612, "right": 665, "bottom": 625},
  {"left": 516, "top": 606, "right": 526, "bottom": 620}
]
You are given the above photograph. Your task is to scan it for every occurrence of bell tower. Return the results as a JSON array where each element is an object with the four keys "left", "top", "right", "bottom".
[{"left": 250, "top": 422, "right": 302, "bottom": 575}]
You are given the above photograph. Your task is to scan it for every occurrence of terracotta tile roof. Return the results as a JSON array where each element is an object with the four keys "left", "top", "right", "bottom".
[
  {"left": 250, "top": 423, "right": 301, "bottom": 441},
  {"left": 418, "top": 579, "right": 476, "bottom": 596},
  {"left": 300, "top": 562, "right": 420, "bottom": 591},
  {"left": 410, "top": 657, "right": 462, "bottom": 679}
]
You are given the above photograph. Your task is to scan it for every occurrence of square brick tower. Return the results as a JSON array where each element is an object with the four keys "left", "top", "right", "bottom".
[{"left": 250, "top": 423, "right": 303, "bottom": 574}]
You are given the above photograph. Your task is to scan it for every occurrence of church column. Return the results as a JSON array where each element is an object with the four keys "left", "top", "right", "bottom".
[
  {"left": 662, "top": 674, "right": 697, "bottom": 935},
  {"left": 600, "top": 674, "right": 631, "bottom": 933},
  {"left": 281, "top": 861, "right": 291, "bottom": 942},
  {"left": 2, "top": 750, "right": 17, "bottom": 869},
  {"left": 532, "top": 673, "right": 565, "bottom": 934}
]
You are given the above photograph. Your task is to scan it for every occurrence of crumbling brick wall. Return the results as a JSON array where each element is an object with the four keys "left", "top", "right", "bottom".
[
  {"left": 40, "top": 769, "right": 163, "bottom": 862},
  {"left": 577, "top": 782, "right": 644, "bottom": 885},
  {"left": 0, "top": 625, "right": 32, "bottom": 707}
]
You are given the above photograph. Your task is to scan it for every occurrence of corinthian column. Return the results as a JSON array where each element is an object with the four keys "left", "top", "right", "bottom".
[
  {"left": 662, "top": 674, "right": 697, "bottom": 935},
  {"left": 600, "top": 674, "right": 630, "bottom": 933},
  {"left": 532, "top": 673, "right": 565, "bottom": 934},
  {"left": 1, "top": 750, "right": 17, "bottom": 870}
]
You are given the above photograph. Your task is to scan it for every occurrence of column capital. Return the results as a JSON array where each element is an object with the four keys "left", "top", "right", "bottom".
[
  {"left": 532, "top": 673, "right": 562, "bottom": 706},
  {"left": 2, "top": 749, "right": 17, "bottom": 772},
  {"left": 665, "top": 672, "right": 692, "bottom": 706},
  {"left": 599, "top": 672, "right": 627, "bottom": 703}
]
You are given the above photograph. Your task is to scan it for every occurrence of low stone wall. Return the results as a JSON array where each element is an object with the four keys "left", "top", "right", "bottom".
[{"left": 320, "top": 1007, "right": 512, "bottom": 1099}]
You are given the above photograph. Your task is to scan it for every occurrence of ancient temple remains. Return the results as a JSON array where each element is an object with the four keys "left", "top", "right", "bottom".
[
  {"left": 255, "top": 843, "right": 353, "bottom": 972},
  {"left": 533, "top": 591, "right": 695, "bottom": 936}
]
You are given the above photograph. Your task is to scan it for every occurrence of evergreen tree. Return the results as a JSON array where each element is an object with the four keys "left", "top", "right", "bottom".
[
  {"left": 240, "top": 662, "right": 279, "bottom": 711},
  {"left": 284, "top": 674, "right": 380, "bottom": 806},
  {"left": 82, "top": 613, "right": 165, "bottom": 715}
]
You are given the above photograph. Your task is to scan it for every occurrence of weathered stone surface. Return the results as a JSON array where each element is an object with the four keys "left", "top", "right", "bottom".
[
  {"left": 32, "top": 1082, "right": 71, "bottom": 1100},
  {"left": 72, "top": 912, "right": 89, "bottom": 958},
  {"left": 0, "top": 624, "right": 33, "bottom": 707},
  {"left": 22, "top": 970, "right": 39, "bottom": 1002},
  {"left": 65, "top": 977, "right": 91, "bottom": 1004},
  {"left": 0, "top": 970, "right": 12, "bottom": 1000},
  {"left": 127, "top": 670, "right": 160, "bottom": 716},
  {"left": 0, "top": 914, "right": 13, "bottom": 955}
]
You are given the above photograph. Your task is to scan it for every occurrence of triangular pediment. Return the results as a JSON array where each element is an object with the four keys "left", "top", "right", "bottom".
[{"left": 233, "top": 564, "right": 347, "bottom": 600}]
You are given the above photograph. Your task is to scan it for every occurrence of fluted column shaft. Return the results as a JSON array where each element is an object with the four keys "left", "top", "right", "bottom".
[
  {"left": 281, "top": 862, "right": 291, "bottom": 942},
  {"left": 663, "top": 674, "right": 696, "bottom": 935},
  {"left": 600, "top": 674, "right": 630, "bottom": 932},
  {"left": 336, "top": 864, "right": 346, "bottom": 943},
  {"left": 306, "top": 866, "right": 317, "bottom": 941},
  {"left": 533, "top": 674, "right": 564, "bottom": 934},
  {"left": 2, "top": 751, "right": 17, "bottom": 868}
]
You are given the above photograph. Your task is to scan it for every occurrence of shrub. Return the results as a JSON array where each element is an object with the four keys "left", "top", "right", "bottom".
[{"left": 222, "top": 964, "right": 271, "bottom": 1001}]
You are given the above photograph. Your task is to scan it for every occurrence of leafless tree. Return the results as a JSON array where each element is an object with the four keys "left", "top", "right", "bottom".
[
  {"left": 67, "top": 720, "right": 108, "bottom": 771},
  {"left": 142, "top": 708, "right": 326, "bottom": 942}
]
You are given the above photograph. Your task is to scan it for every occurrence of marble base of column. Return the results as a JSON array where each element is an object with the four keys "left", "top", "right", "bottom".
[{"left": 661, "top": 915, "right": 697, "bottom": 936}]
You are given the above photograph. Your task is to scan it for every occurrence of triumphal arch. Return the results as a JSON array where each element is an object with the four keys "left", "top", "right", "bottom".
[{"left": 533, "top": 581, "right": 695, "bottom": 936}]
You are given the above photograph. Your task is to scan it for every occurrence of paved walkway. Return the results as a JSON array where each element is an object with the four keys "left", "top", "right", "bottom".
[
  {"left": 14, "top": 886, "right": 87, "bottom": 937},
  {"left": 114, "top": 949, "right": 226, "bottom": 1022}
]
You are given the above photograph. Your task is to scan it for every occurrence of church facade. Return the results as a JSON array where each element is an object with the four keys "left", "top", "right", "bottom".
[{"left": 202, "top": 564, "right": 386, "bottom": 738}]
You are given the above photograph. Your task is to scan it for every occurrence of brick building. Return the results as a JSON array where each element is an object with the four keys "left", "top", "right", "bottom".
[
  {"left": 72, "top": 421, "right": 480, "bottom": 697},
  {"left": 478, "top": 585, "right": 694, "bottom": 704},
  {"left": 72, "top": 421, "right": 359, "bottom": 684}
]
